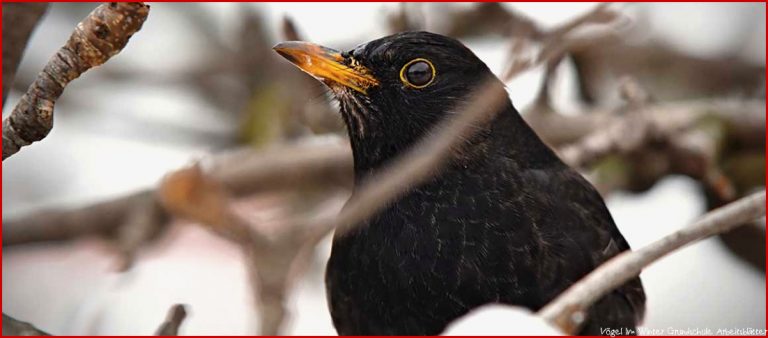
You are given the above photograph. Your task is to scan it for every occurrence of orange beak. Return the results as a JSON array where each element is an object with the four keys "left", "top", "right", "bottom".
[{"left": 274, "top": 41, "right": 379, "bottom": 94}]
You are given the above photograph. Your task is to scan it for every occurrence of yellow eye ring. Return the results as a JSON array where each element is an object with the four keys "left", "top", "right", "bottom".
[{"left": 399, "top": 58, "right": 436, "bottom": 89}]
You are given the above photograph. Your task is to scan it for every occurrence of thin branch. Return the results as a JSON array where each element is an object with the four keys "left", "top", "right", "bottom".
[
  {"left": 280, "top": 15, "right": 302, "bottom": 41},
  {"left": 6, "top": 97, "right": 762, "bottom": 247},
  {"left": 3, "top": 142, "right": 352, "bottom": 247},
  {"left": 2, "top": 3, "right": 49, "bottom": 106},
  {"left": 114, "top": 194, "right": 171, "bottom": 271},
  {"left": 551, "top": 98, "right": 765, "bottom": 167},
  {"left": 150, "top": 80, "right": 508, "bottom": 334},
  {"left": 501, "top": 3, "right": 625, "bottom": 81},
  {"left": 538, "top": 191, "right": 767, "bottom": 334},
  {"left": 3, "top": 190, "right": 151, "bottom": 246},
  {"left": 158, "top": 165, "right": 296, "bottom": 335},
  {"left": 2, "top": 304, "right": 186, "bottom": 336},
  {"left": 2, "top": 314, "right": 50, "bottom": 336},
  {"left": 158, "top": 164, "right": 269, "bottom": 249},
  {"left": 2, "top": 2, "right": 149, "bottom": 160},
  {"left": 313, "top": 79, "right": 509, "bottom": 239},
  {"left": 154, "top": 304, "right": 188, "bottom": 336}
]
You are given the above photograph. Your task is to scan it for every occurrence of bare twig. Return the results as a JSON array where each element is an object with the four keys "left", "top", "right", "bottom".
[
  {"left": 6, "top": 96, "right": 762, "bottom": 248},
  {"left": 555, "top": 99, "right": 765, "bottom": 167},
  {"left": 280, "top": 15, "right": 302, "bottom": 41},
  {"left": 158, "top": 164, "right": 268, "bottom": 248},
  {"left": 558, "top": 111, "right": 653, "bottom": 169},
  {"left": 2, "top": 304, "right": 186, "bottom": 336},
  {"left": 538, "top": 191, "right": 767, "bottom": 334},
  {"left": 387, "top": 3, "right": 424, "bottom": 34},
  {"left": 3, "top": 190, "right": 151, "bottom": 246},
  {"left": 501, "top": 4, "right": 625, "bottom": 81},
  {"left": 2, "top": 2, "right": 149, "bottom": 160},
  {"left": 2, "top": 314, "right": 50, "bottom": 336},
  {"left": 114, "top": 195, "right": 170, "bottom": 271},
  {"left": 151, "top": 79, "right": 509, "bottom": 334},
  {"left": 158, "top": 165, "right": 297, "bottom": 335},
  {"left": 154, "top": 304, "right": 188, "bottom": 336},
  {"left": 2, "top": 3, "right": 49, "bottom": 106}
]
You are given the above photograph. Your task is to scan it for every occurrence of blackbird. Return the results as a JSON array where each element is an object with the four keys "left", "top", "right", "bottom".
[{"left": 274, "top": 31, "right": 645, "bottom": 335}]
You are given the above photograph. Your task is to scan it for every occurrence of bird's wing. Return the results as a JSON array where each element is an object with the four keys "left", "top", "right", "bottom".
[{"left": 518, "top": 167, "right": 646, "bottom": 323}]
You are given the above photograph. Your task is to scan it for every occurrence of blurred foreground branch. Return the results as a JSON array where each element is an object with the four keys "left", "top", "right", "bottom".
[
  {"left": 538, "top": 191, "right": 767, "bottom": 334},
  {"left": 2, "top": 304, "right": 187, "bottom": 336},
  {"left": 2, "top": 2, "right": 149, "bottom": 160},
  {"left": 319, "top": 80, "right": 509, "bottom": 237},
  {"left": 2, "top": 3, "right": 49, "bottom": 106},
  {"left": 3, "top": 142, "right": 352, "bottom": 248},
  {"left": 6, "top": 95, "right": 762, "bottom": 248},
  {"left": 154, "top": 304, "right": 188, "bottom": 336},
  {"left": 150, "top": 79, "right": 510, "bottom": 334},
  {"left": 501, "top": 3, "right": 625, "bottom": 81},
  {"left": 158, "top": 164, "right": 346, "bottom": 335},
  {"left": 2, "top": 314, "right": 50, "bottom": 336}
]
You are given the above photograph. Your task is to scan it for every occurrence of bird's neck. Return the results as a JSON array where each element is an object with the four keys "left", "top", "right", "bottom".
[{"left": 347, "top": 102, "right": 561, "bottom": 184}]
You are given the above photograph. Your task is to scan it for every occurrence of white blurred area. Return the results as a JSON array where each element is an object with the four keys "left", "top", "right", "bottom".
[{"left": 3, "top": 2, "right": 765, "bottom": 335}]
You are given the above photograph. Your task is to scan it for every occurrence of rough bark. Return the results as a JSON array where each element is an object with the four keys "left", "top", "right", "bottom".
[{"left": 2, "top": 2, "right": 149, "bottom": 160}]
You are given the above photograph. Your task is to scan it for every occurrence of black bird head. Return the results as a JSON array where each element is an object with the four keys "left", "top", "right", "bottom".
[{"left": 274, "top": 31, "right": 505, "bottom": 173}]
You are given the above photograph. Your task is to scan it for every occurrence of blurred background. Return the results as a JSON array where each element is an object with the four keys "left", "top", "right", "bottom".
[{"left": 2, "top": 2, "right": 765, "bottom": 335}]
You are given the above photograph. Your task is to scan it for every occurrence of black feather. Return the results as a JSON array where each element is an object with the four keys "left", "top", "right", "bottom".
[{"left": 323, "top": 31, "right": 645, "bottom": 335}]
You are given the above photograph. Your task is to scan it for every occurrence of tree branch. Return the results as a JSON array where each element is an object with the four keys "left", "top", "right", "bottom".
[
  {"left": 501, "top": 3, "right": 625, "bottom": 81},
  {"left": 2, "top": 313, "right": 50, "bottom": 336},
  {"left": 2, "top": 304, "right": 186, "bottom": 336},
  {"left": 314, "top": 80, "right": 509, "bottom": 239},
  {"left": 154, "top": 304, "right": 188, "bottom": 336},
  {"left": 3, "top": 142, "right": 352, "bottom": 248},
  {"left": 5, "top": 97, "right": 762, "bottom": 248},
  {"left": 2, "top": 2, "right": 149, "bottom": 160},
  {"left": 529, "top": 98, "right": 765, "bottom": 151},
  {"left": 537, "top": 191, "right": 767, "bottom": 334},
  {"left": 2, "top": 3, "right": 49, "bottom": 106},
  {"left": 149, "top": 79, "right": 509, "bottom": 334},
  {"left": 158, "top": 165, "right": 305, "bottom": 335}
]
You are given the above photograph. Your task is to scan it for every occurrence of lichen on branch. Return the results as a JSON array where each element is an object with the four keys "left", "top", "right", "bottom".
[{"left": 2, "top": 2, "right": 149, "bottom": 160}]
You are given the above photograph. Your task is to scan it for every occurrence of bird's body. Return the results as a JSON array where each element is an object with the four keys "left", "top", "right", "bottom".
[{"left": 275, "top": 31, "right": 645, "bottom": 335}]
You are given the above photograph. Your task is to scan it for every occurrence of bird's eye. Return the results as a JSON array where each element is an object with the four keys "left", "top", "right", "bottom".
[{"left": 400, "top": 58, "right": 435, "bottom": 89}]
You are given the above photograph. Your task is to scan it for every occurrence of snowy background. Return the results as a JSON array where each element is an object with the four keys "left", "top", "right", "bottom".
[{"left": 3, "top": 2, "right": 765, "bottom": 335}]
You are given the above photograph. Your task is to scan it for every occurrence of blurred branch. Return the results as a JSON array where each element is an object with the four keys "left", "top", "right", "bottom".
[
  {"left": 114, "top": 194, "right": 171, "bottom": 271},
  {"left": 570, "top": 39, "right": 765, "bottom": 103},
  {"left": 528, "top": 98, "right": 765, "bottom": 150},
  {"left": 2, "top": 314, "right": 50, "bottom": 336},
  {"left": 151, "top": 79, "right": 510, "bottom": 334},
  {"left": 154, "top": 304, "right": 188, "bottom": 336},
  {"left": 2, "top": 2, "right": 149, "bottom": 160},
  {"left": 538, "top": 191, "right": 767, "bottom": 334},
  {"left": 558, "top": 78, "right": 655, "bottom": 168},
  {"left": 280, "top": 15, "right": 302, "bottom": 41},
  {"left": 7, "top": 95, "right": 762, "bottom": 249},
  {"left": 501, "top": 3, "right": 625, "bottom": 81},
  {"left": 315, "top": 80, "right": 509, "bottom": 239},
  {"left": 3, "top": 190, "right": 154, "bottom": 246},
  {"left": 2, "top": 3, "right": 48, "bottom": 106},
  {"left": 442, "top": 3, "right": 541, "bottom": 38},
  {"left": 2, "top": 304, "right": 186, "bottom": 336},
  {"left": 3, "top": 142, "right": 352, "bottom": 248},
  {"left": 158, "top": 165, "right": 307, "bottom": 335},
  {"left": 386, "top": 3, "right": 424, "bottom": 34}
]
